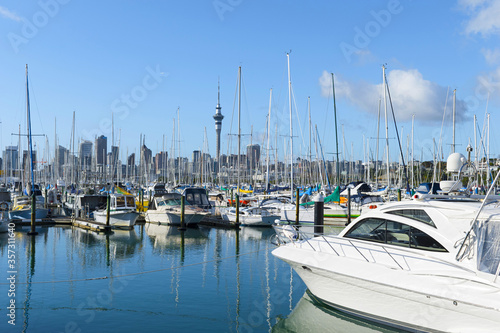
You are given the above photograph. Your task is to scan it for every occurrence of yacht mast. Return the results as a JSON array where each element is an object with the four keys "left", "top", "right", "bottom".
[
  {"left": 287, "top": 53, "right": 293, "bottom": 200},
  {"left": 237, "top": 66, "right": 241, "bottom": 194},
  {"left": 265, "top": 88, "right": 272, "bottom": 192},
  {"left": 452, "top": 89, "right": 456, "bottom": 154},
  {"left": 332, "top": 73, "right": 340, "bottom": 187},
  {"left": 383, "top": 65, "right": 390, "bottom": 191}
]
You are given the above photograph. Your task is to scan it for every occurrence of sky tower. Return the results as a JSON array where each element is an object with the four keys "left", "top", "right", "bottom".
[{"left": 213, "top": 81, "right": 224, "bottom": 163}]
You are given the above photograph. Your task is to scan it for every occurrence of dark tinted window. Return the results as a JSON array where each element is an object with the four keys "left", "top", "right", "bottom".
[
  {"left": 386, "top": 209, "right": 435, "bottom": 228},
  {"left": 345, "top": 218, "right": 447, "bottom": 252}
]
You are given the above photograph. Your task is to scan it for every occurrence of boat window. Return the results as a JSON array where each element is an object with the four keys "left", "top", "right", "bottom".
[
  {"left": 165, "top": 199, "right": 181, "bottom": 206},
  {"left": 116, "top": 196, "right": 126, "bottom": 207},
  {"left": 344, "top": 218, "right": 387, "bottom": 243},
  {"left": 126, "top": 196, "right": 135, "bottom": 208},
  {"left": 345, "top": 218, "right": 447, "bottom": 252},
  {"left": 157, "top": 200, "right": 166, "bottom": 207},
  {"left": 386, "top": 209, "right": 436, "bottom": 227}
]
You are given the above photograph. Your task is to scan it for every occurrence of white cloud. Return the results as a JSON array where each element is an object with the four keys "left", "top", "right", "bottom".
[
  {"left": 0, "top": 6, "right": 21, "bottom": 22},
  {"left": 319, "top": 69, "right": 468, "bottom": 125},
  {"left": 461, "top": 0, "right": 500, "bottom": 36},
  {"left": 481, "top": 48, "right": 500, "bottom": 64}
]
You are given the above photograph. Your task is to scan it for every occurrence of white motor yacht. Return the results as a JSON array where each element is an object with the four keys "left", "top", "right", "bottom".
[
  {"left": 145, "top": 192, "right": 207, "bottom": 226},
  {"left": 93, "top": 193, "right": 140, "bottom": 229},
  {"left": 221, "top": 206, "right": 279, "bottom": 227},
  {"left": 272, "top": 195, "right": 500, "bottom": 332}
]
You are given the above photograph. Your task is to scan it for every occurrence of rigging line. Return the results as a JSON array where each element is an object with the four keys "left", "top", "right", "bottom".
[
  {"left": 0, "top": 249, "right": 266, "bottom": 285},
  {"left": 438, "top": 87, "right": 450, "bottom": 160},
  {"left": 384, "top": 71, "right": 410, "bottom": 192},
  {"left": 290, "top": 84, "right": 306, "bottom": 150}
]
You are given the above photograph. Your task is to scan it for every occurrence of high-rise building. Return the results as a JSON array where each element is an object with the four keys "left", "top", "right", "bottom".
[
  {"left": 3, "top": 146, "right": 18, "bottom": 171},
  {"left": 95, "top": 135, "right": 107, "bottom": 166},
  {"left": 79, "top": 140, "right": 93, "bottom": 167},
  {"left": 213, "top": 82, "right": 224, "bottom": 163},
  {"left": 110, "top": 146, "right": 119, "bottom": 168},
  {"left": 192, "top": 150, "right": 201, "bottom": 174},
  {"left": 246, "top": 144, "right": 260, "bottom": 170},
  {"left": 155, "top": 151, "right": 168, "bottom": 175},
  {"left": 141, "top": 144, "right": 152, "bottom": 165}
]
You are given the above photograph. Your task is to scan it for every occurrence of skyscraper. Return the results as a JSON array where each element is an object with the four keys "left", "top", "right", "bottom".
[
  {"left": 247, "top": 144, "right": 260, "bottom": 170},
  {"left": 95, "top": 135, "right": 107, "bottom": 166},
  {"left": 79, "top": 140, "right": 93, "bottom": 167},
  {"left": 213, "top": 81, "right": 224, "bottom": 163}
]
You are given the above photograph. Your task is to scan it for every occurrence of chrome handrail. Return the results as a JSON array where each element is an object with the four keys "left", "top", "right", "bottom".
[{"left": 272, "top": 225, "right": 476, "bottom": 274}]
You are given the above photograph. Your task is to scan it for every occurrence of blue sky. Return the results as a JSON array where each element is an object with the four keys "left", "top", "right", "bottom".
[{"left": 1, "top": 0, "right": 499, "bottom": 166}]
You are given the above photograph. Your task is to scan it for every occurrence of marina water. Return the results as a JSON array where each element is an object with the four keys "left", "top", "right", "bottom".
[{"left": 1, "top": 224, "right": 398, "bottom": 332}]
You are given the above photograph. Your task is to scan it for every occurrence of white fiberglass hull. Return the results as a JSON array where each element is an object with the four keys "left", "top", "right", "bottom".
[
  {"left": 222, "top": 212, "right": 279, "bottom": 226},
  {"left": 273, "top": 244, "right": 500, "bottom": 333},
  {"left": 145, "top": 210, "right": 205, "bottom": 226},
  {"left": 280, "top": 207, "right": 315, "bottom": 224},
  {"left": 94, "top": 210, "right": 139, "bottom": 228}
]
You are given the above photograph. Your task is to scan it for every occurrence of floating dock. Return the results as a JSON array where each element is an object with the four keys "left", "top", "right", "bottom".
[{"left": 72, "top": 218, "right": 113, "bottom": 232}]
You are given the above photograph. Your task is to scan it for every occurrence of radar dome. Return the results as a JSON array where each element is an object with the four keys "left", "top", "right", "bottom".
[{"left": 446, "top": 153, "right": 466, "bottom": 173}]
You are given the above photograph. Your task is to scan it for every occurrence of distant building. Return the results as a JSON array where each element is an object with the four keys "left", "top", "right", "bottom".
[
  {"left": 141, "top": 144, "right": 152, "bottom": 165},
  {"left": 95, "top": 135, "right": 107, "bottom": 166},
  {"left": 246, "top": 144, "right": 260, "bottom": 169},
  {"left": 155, "top": 151, "right": 168, "bottom": 175},
  {"left": 3, "top": 146, "right": 18, "bottom": 171},
  {"left": 79, "top": 140, "right": 93, "bottom": 167}
]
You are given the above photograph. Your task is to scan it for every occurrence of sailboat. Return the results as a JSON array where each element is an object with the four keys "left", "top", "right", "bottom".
[
  {"left": 220, "top": 66, "right": 279, "bottom": 227},
  {"left": 11, "top": 65, "right": 49, "bottom": 221}
]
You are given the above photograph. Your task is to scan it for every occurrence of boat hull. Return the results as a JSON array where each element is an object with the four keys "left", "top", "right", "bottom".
[
  {"left": 145, "top": 210, "right": 205, "bottom": 226},
  {"left": 10, "top": 207, "right": 49, "bottom": 220},
  {"left": 94, "top": 210, "right": 139, "bottom": 228},
  {"left": 221, "top": 210, "right": 279, "bottom": 226},
  {"left": 273, "top": 246, "right": 500, "bottom": 333}
]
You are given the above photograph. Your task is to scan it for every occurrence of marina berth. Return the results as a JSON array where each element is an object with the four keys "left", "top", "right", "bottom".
[
  {"left": 93, "top": 193, "right": 140, "bottom": 229},
  {"left": 145, "top": 192, "right": 208, "bottom": 226},
  {"left": 272, "top": 195, "right": 500, "bottom": 332},
  {"left": 220, "top": 206, "right": 280, "bottom": 227}
]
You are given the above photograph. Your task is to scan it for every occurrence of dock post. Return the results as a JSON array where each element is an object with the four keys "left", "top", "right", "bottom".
[
  {"left": 295, "top": 188, "right": 300, "bottom": 225},
  {"left": 28, "top": 193, "right": 38, "bottom": 236},
  {"left": 397, "top": 188, "right": 401, "bottom": 201},
  {"left": 104, "top": 193, "right": 112, "bottom": 233},
  {"left": 314, "top": 193, "right": 324, "bottom": 236},
  {"left": 178, "top": 195, "right": 186, "bottom": 231},
  {"left": 346, "top": 187, "right": 351, "bottom": 226},
  {"left": 235, "top": 194, "right": 240, "bottom": 228},
  {"left": 141, "top": 188, "right": 144, "bottom": 212}
]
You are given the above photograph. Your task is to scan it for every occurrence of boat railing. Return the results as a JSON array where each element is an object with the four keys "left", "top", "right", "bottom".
[{"left": 272, "top": 224, "right": 476, "bottom": 274}]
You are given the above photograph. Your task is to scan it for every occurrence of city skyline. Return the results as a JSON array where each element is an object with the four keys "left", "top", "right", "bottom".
[{"left": 0, "top": 1, "right": 499, "bottom": 166}]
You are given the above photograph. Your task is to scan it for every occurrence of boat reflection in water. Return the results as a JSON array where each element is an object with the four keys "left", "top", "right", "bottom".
[
  {"left": 145, "top": 223, "right": 209, "bottom": 251},
  {"left": 273, "top": 291, "right": 398, "bottom": 333},
  {"left": 72, "top": 227, "right": 141, "bottom": 260},
  {"left": 239, "top": 226, "right": 276, "bottom": 241}
]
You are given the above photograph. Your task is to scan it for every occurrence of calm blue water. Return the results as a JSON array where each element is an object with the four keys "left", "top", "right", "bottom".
[{"left": 0, "top": 224, "right": 398, "bottom": 332}]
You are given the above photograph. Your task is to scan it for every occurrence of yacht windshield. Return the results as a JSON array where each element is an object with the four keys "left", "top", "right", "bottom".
[
  {"left": 476, "top": 220, "right": 500, "bottom": 275},
  {"left": 345, "top": 218, "right": 447, "bottom": 252},
  {"left": 386, "top": 209, "right": 436, "bottom": 228}
]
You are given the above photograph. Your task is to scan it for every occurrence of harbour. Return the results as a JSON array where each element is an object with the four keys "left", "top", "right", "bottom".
[
  {"left": 2, "top": 2, "right": 500, "bottom": 332},
  {"left": 0, "top": 222, "right": 403, "bottom": 333}
]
